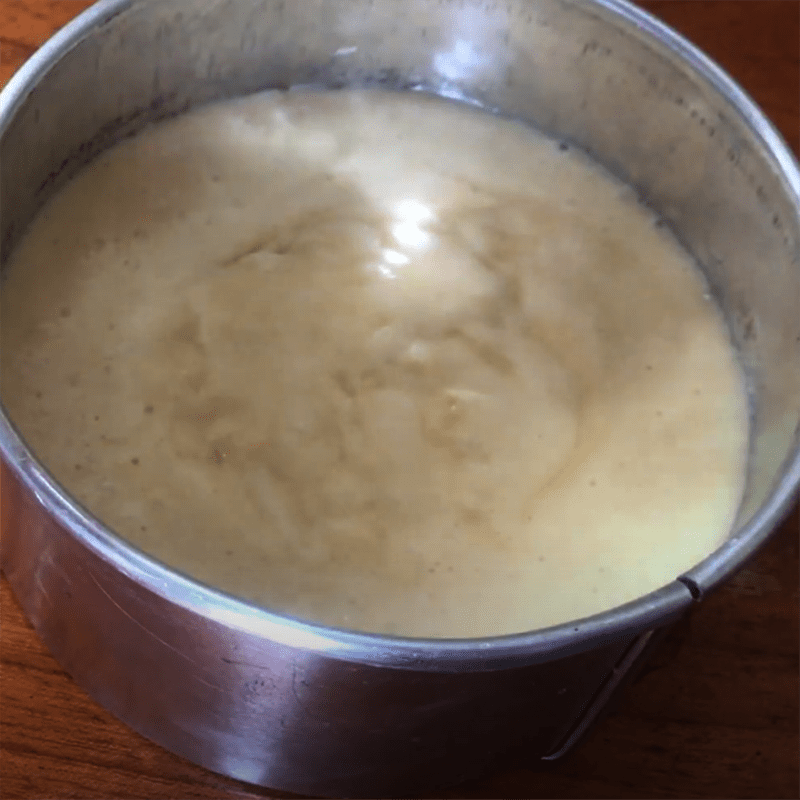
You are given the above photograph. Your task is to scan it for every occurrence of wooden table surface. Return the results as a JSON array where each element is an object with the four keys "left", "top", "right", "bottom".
[{"left": 1, "top": 1, "right": 798, "bottom": 798}]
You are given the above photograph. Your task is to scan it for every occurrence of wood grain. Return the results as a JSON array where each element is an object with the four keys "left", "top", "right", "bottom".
[{"left": 1, "top": 1, "right": 798, "bottom": 798}]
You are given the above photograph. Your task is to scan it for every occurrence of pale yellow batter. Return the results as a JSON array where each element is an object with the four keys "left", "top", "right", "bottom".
[{"left": 0, "top": 90, "right": 748, "bottom": 637}]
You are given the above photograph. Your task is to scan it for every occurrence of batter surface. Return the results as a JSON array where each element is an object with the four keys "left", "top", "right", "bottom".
[{"left": 0, "top": 90, "right": 748, "bottom": 637}]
